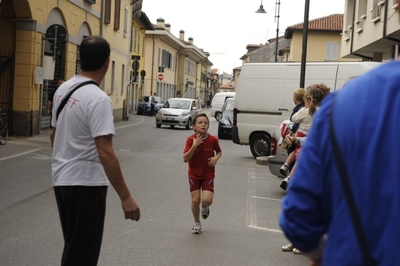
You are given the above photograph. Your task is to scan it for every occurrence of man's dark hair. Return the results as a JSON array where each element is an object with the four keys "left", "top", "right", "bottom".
[{"left": 79, "top": 36, "right": 110, "bottom": 71}]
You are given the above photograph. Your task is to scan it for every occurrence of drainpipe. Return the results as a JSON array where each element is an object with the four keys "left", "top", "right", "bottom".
[
  {"left": 101, "top": 0, "right": 105, "bottom": 37},
  {"left": 174, "top": 46, "right": 183, "bottom": 97},
  {"left": 151, "top": 35, "right": 155, "bottom": 95},
  {"left": 350, "top": 0, "right": 373, "bottom": 60}
]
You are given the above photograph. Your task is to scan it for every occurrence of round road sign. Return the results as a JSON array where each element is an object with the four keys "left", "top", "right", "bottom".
[{"left": 158, "top": 73, "right": 164, "bottom": 81}]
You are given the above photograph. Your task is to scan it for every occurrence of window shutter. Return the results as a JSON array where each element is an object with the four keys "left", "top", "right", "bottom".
[
  {"left": 104, "top": 0, "right": 111, "bottom": 24},
  {"left": 114, "top": 0, "right": 121, "bottom": 30}
]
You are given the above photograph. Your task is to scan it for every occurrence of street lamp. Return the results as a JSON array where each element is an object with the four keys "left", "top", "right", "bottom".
[
  {"left": 255, "top": 0, "right": 280, "bottom": 62},
  {"left": 299, "top": 0, "right": 310, "bottom": 88}
]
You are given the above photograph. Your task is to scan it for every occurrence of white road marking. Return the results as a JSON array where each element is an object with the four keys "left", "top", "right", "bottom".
[
  {"left": 246, "top": 168, "right": 257, "bottom": 228},
  {"left": 246, "top": 168, "right": 283, "bottom": 233},
  {"left": 0, "top": 148, "right": 43, "bottom": 162},
  {"left": 115, "top": 116, "right": 145, "bottom": 129},
  {"left": 248, "top": 225, "right": 283, "bottom": 233},
  {"left": 249, "top": 196, "right": 281, "bottom": 202}
]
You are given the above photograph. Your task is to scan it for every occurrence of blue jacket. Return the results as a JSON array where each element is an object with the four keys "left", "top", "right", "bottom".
[{"left": 280, "top": 60, "right": 400, "bottom": 265}]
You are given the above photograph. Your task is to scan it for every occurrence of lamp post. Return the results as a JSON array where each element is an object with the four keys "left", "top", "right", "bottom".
[
  {"left": 299, "top": 0, "right": 310, "bottom": 88},
  {"left": 256, "top": 0, "right": 280, "bottom": 62}
]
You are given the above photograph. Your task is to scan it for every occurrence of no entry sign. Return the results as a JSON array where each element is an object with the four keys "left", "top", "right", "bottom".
[{"left": 158, "top": 73, "right": 164, "bottom": 81}]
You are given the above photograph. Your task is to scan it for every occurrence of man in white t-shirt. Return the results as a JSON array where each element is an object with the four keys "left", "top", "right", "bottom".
[
  {"left": 50, "top": 36, "right": 140, "bottom": 266},
  {"left": 150, "top": 92, "right": 157, "bottom": 116}
]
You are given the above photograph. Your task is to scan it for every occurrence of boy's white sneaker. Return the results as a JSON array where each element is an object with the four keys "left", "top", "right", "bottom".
[
  {"left": 192, "top": 222, "right": 202, "bottom": 234},
  {"left": 201, "top": 205, "right": 210, "bottom": 219}
]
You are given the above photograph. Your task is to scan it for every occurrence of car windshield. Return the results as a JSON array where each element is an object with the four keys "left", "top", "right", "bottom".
[{"left": 164, "top": 99, "right": 190, "bottom": 110}]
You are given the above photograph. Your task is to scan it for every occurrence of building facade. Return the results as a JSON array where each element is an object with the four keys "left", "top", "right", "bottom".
[
  {"left": 144, "top": 18, "right": 211, "bottom": 105},
  {"left": 341, "top": 0, "right": 400, "bottom": 61},
  {"left": 0, "top": 0, "right": 134, "bottom": 136}
]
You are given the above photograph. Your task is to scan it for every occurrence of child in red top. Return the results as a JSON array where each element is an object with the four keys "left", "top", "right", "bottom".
[{"left": 183, "top": 113, "right": 222, "bottom": 234}]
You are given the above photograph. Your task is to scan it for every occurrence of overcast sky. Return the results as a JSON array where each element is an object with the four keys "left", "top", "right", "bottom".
[{"left": 142, "top": 0, "right": 346, "bottom": 74}]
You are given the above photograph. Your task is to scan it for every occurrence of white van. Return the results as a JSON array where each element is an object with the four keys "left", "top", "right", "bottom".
[
  {"left": 232, "top": 62, "right": 381, "bottom": 158},
  {"left": 211, "top": 92, "right": 235, "bottom": 120}
]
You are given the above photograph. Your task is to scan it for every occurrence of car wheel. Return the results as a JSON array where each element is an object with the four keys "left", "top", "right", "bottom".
[
  {"left": 185, "top": 118, "right": 192, "bottom": 130},
  {"left": 215, "top": 112, "right": 222, "bottom": 121},
  {"left": 250, "top": 133, "right": 270, "bottom": 158}
]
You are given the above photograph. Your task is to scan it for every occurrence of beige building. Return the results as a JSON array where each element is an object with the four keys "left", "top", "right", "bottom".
[
  {"left": 341, "top": 0, "right": 400, "bottom": 61},
  {"left": 129, "top": 10, "right": 154, "bottom": 113},
  {"left": 144, "top": 18, "right": 212, "bottom": 106},
  {"left": 0, "top": 0, "right": 135, "bottom": 136},
  {"left": 284, "top": 14, "right": 357, "bottom": 62}
]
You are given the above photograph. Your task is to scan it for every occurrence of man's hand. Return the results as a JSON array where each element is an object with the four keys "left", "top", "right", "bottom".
[
  {"left": 122, "top": 196, "right": 140, "bottom": 221},
  {"left": 309, "top": 258, "right": 322, "bottom": 266},
  {"left": 46, "top": 109, "right": 51, "bottom": 116}
]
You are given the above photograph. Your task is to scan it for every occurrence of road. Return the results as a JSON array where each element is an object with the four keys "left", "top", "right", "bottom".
[{"left": 0, "top": 110, "right": 309, "bottom": 266}]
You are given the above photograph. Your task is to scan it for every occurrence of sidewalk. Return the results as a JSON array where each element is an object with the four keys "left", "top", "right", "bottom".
[{"left": 0, "top": 113, "right": 144, "bottom": 158}]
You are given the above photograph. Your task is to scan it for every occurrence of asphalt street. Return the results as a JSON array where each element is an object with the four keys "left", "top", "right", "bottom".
[{"left": 0, "top": 109, "right": 310, "bottom": 266}]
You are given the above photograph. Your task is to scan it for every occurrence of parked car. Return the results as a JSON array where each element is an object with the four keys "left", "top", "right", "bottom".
[
  {"left": 155, "top": 98, "right": 202, "bottom": 129},
  {"left": 215, "top": 98, "right": 234, "bottom": 139},
  {"left": 137, "top": 95, "right": 163, "bottom": 115},
  {"left": 210, "top": 92, "right": 235, "bottom": 120},
  {"left": 267, "top": 125, "right": 288, "bottom": 178}
]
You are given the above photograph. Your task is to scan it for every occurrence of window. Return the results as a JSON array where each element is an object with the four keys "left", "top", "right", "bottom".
[
  {"left": 132, "top": 28, "right": 136, "bottom": 51},
  {"left": 123, "top": 6, "right": 128, "bottom": 37},
  {"left": 121, "top": 64, "right": 125, "bottom": 95},
  {"left": 138, "top": 32, "right": 141, "bottom": 54},
  {"left": 372, "top": 0, "right": 384, "bottom": 19},
  {"left": 325, "top": 42, "right": 338, "bottom": 60},
  {"left": 160, "top": 50, "right": 171, "bottom": 69},
  {"left": 111, "top": 60, "right": 115, "bottom": 94},
  {"left": 104, "top": 0, "right": 111, "bottom": 24},
  {"left": 114, "top": 0, "right": 121, "bottom": 30}
]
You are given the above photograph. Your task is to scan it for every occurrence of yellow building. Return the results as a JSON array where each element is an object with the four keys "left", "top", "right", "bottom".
[
  {"left": 0, "top": 0, "right": 134, "bottom": 136},
  {"left": 284, "top": 14, "right": 357, "bottom": 62},
  {"left": 129, "top": 10, "right": 154, "bottom": 113},
  {"left": 144, "top": 18, "right": 212, "bottom": 105}
]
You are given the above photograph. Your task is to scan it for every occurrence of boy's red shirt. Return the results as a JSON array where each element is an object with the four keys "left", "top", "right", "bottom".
[{"left": 184, "top": 134, "right": 221, "bottom": 179}]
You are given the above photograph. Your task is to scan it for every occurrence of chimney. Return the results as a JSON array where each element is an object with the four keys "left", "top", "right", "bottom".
[
  {"left": 179, "top": 30, "right": 185, "bottom": 41},
  {"left": 165, "top": 23, "right": 171, "bottom": 32},
  {"left": 188, "top": 37, "right": 193, "bottom": 44},
  {"left": 156, "top": 18, "right": 165, "bottom": 28}
]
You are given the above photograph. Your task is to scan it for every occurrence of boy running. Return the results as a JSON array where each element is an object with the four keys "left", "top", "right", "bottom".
[{"left": 183, "top": 113, "right": 222, "bottom": 234}]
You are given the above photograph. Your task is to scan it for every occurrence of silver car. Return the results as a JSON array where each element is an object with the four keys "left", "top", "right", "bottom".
[{"left": 155, "top": 98, "right": 202, "bottom": 129}]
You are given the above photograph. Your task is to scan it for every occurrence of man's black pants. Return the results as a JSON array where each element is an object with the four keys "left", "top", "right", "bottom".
[
  {"left": 54, "top": 186, "right": 108, "bottom": 266},
  {"left": 150, "top": 103, "right": 155, "bottom": 116}
]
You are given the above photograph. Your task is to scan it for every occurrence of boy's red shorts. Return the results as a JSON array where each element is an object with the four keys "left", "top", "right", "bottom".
[{"left": 189, "top": 177, "right": 214, "bottom": 192}]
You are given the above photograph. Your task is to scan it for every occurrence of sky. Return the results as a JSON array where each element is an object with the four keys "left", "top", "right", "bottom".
[{"left": 142, "top": 0, "right": 346, "bottom": 75}]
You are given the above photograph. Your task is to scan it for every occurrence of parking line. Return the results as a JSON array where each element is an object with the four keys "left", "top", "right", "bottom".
[
  {"left": 0, "top": 148, "right": 43, "bottom": 162},
  {"left": 246, "top": 168, "right": 257, "bottom": 229},
  {"left": 246, "top": 168, "right": 283, "bottom": 233},
  {"left": 248, "top": 225, "right": 283, "bottom": 233}
]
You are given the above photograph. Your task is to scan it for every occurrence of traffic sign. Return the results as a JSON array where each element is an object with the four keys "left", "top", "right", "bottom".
[{"left": 158, "top": 73, "right": 164, "bottom": 81}]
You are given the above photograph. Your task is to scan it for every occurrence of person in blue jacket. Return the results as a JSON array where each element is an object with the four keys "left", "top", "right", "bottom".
[{"left": 279, "top": 59, "right": 400, "bottom": 265}]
